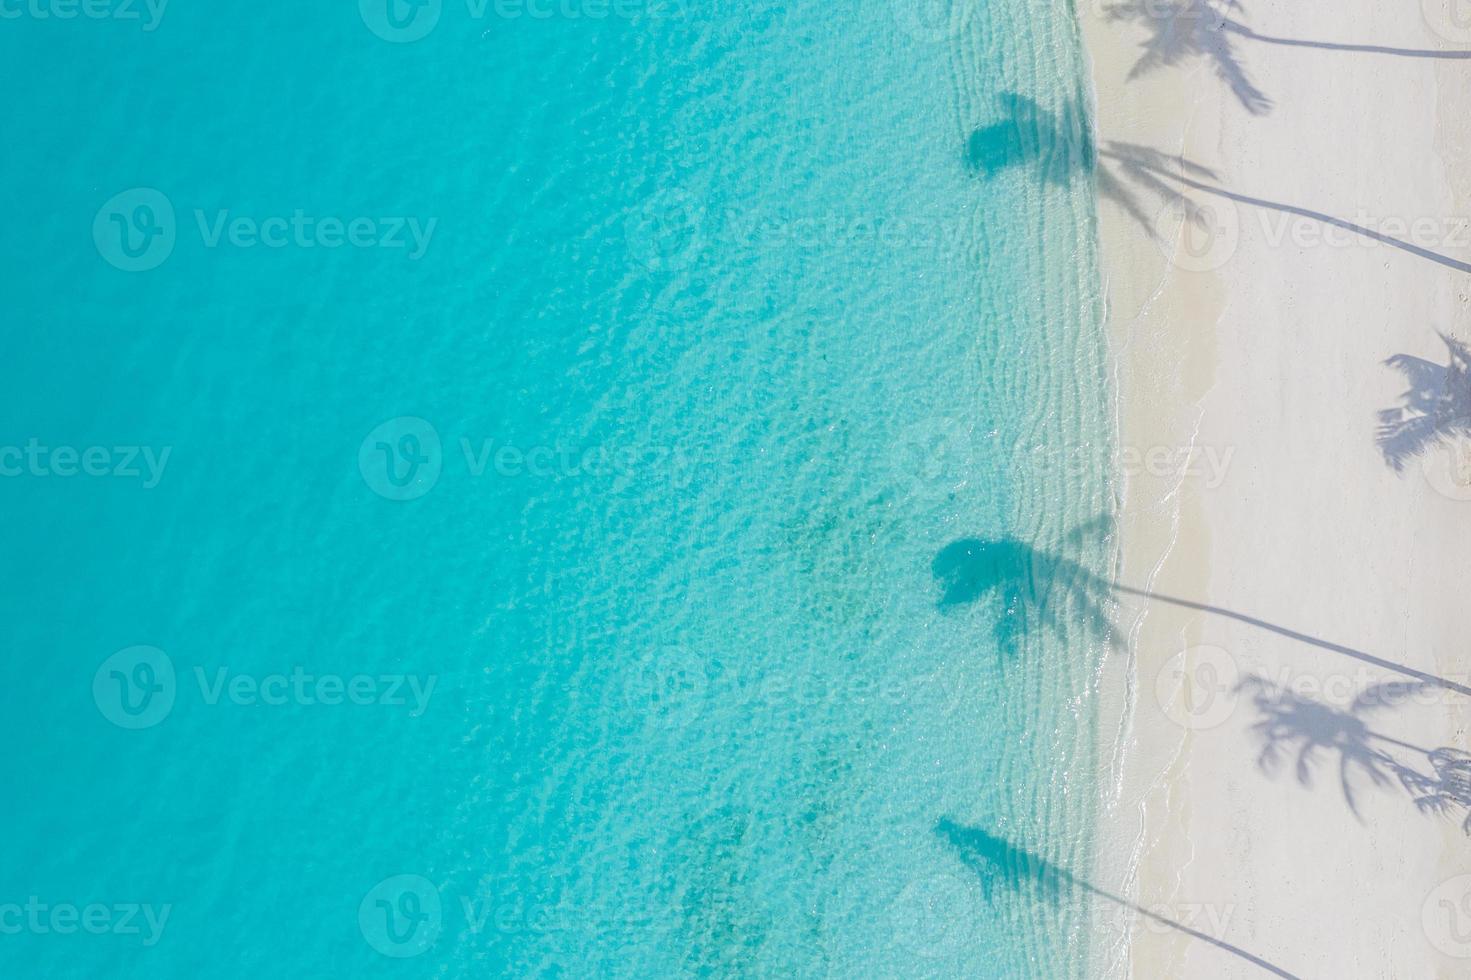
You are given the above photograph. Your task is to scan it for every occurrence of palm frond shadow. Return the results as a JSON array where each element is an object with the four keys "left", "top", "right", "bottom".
[
  {"left": 1401, "top": 749, "right": 1471, "bottom": 834},
  {"left": 1377, "top": 332, "right": 1471, "bottom": 472},
  {"left": 965, "top": 93, "right": 1094, "bottom": 185},
  {"left": 931, "top": 517, "right": 1118, "bottom": 659},
  {"left": 1103, "top": 0, "right": 1471, "bottom": 117},
  {"left": 1236, "top": 675, "right": 1417, "bottom": 817},
  {"left": 1105, "top": 0, "right": 1272, "bottom": 115},
  {"left": 964, "top": 95, "right": 1220, "bottom": 239},
  {"left": 1236, "top": 675, "right": 1471, "bottom": 832}
]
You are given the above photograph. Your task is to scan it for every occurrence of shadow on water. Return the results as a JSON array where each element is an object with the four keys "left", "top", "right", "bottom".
[
  {"left": 934, "top": 818, "right": 1302, "bottom": 979},
  {"left": 1376, "top": 332, "right": 1471, "bottom": 471},
  {"left": 931, "top": 517, "right": 1117, "bottom": 658},
  {"left": 1237, "top": 675, "right": 1471, "bottom": 833},
  {"left": 965, "top": 93, "right": 1093, "bottom": 183},
  {"left": 962, "top": 93, "right": 1157, "bottom": 234},
  {"left": 932, "top": 523, "right": 1471, "bottom": 697}
]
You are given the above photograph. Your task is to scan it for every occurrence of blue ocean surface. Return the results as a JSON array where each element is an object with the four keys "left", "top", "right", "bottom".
[{"left": 0, "top": 0, "right": 1114, "bottom": 976}]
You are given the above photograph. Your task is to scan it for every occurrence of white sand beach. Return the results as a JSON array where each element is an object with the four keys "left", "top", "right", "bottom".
[{"left": 1079, "top": 0, "right": 1471, "bottom": 975}]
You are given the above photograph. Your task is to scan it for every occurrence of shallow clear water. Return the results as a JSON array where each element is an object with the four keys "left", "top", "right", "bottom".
[{"left": 1, "top": 1, "right": 1113, "bottom": 976}]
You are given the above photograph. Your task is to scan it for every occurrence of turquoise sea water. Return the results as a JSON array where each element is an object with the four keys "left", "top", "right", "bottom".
[{"left": 1, "top": 1, "right": 1113, "bottom": 976}]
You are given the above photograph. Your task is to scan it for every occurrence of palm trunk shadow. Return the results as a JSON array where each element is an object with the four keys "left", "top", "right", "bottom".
[
  {"left": 1102, "top": 142, "right": 1471, "bottom": 274},
  {"left": 1117, "top": 584, "right": 1471, "bottom": 698},
  {"left": 933, "top": 530, "right": 1471, "bottom": 697},
  {"left": 935, "top": 818, "right": 1303, "bottom": 979},
  {"left": 1223, "top": 20, "right": 1471, "bottom": 59}
]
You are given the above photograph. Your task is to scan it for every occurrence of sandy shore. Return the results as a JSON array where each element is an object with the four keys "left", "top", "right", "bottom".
[{"left": 1077, "top": 0, "right": 1471, "bottom": 975}]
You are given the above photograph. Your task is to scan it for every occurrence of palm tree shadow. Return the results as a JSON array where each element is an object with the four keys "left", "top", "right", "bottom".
[
  {"left": 1105, "top": 0, "right": 1272, "bottom": 115},
  {"left": 1236, "top": 675, "right": 1471, "bottom": 833},
  {"left": 1099, "top": 140, "right": 1223, "bottom": 235},
  {"left": 936, "top": 518, "right": 1471, "bottom": 695},
  {"left": 1235, "top": 675, "right": 1421, "bottom": 817},
  {"left": 965, "top": 92, "right": 1094, "bottom": 185},
  {"left": 934, "top": 818, "right": 1303, "bottom": 979},
  {"left": 1376, "top": 332, "right": 1471, "bottom": 472},
  {"left": 967, "top": 93, "right": 1177, "bottom": 237},
  {"left": 1102, "top": 0, "right": 1471, "bottom": 114},
  {"left": 931, "top": 517, "right": 1118, "bottom": 659},
  {"left": 964, "top": 98, "right": 1220, "bottom": 241},
  {"left": 1401, "top": 748, "right": 1471, "bottom": 834}
]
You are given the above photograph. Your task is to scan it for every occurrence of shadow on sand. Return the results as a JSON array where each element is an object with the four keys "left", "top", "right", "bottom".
[
  {"left": 1377, "top": 332, "right": 1471, "bottom": 471},
  {"left": 1097, "top": 141, "right": 1471, "bottom": 274},
  {"left": 1104, "top": 0, "right": 1471, "bottom": 116},
  {"left": 1237, "top": 675, "right": 1471, "bottom": 833},
  {"left": 1105, "top": 0, "right": 1271, "bottom": 114},
  {"left": 935, "top": 817, "right": 1302, "bottom": 978}
]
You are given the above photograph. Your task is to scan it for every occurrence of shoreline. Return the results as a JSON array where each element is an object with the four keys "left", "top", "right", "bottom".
[{"left": 1077, "top": 0, "right": 1471, "bottom": 975}]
